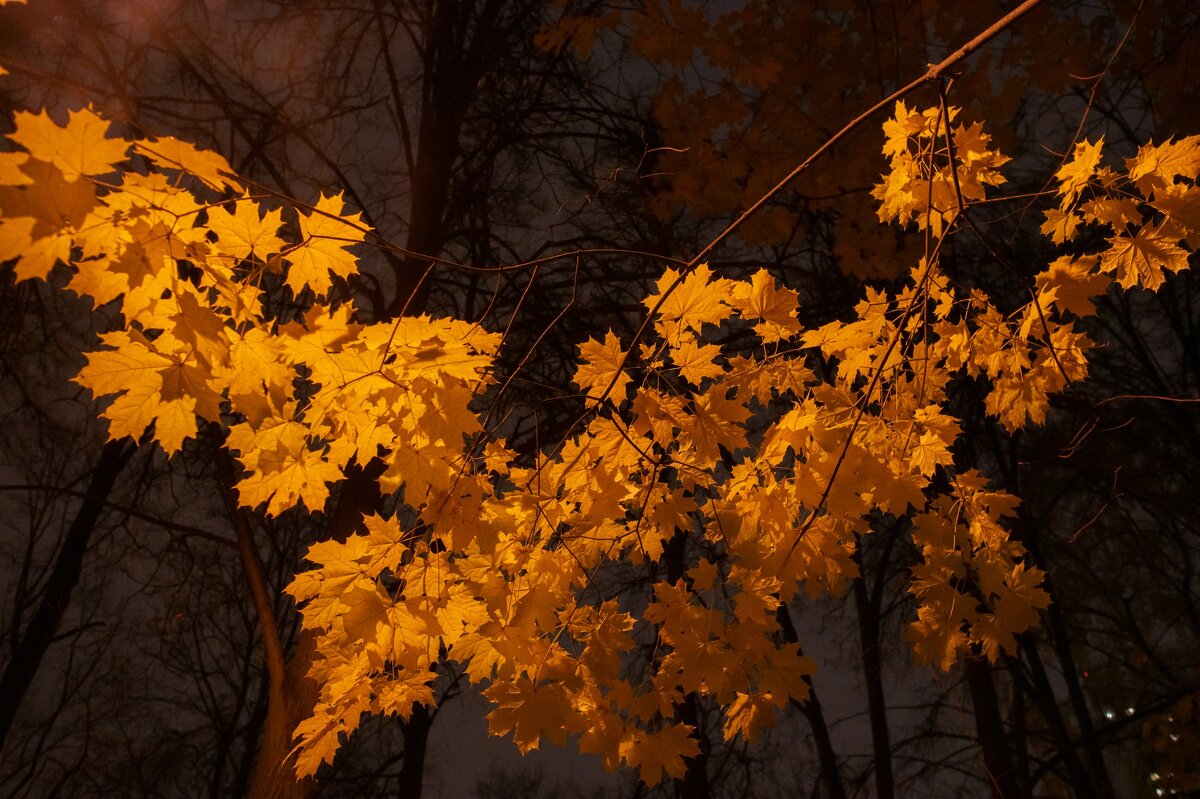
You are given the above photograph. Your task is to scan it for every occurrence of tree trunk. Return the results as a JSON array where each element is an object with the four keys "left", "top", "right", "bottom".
[
  {"left": 389, "top": 0, "right": 506, "bottom": 317},
  {"left": 661, "top": 530, "right": 711, "bottom": 799},
  {"left": 397, "top": 704, "right": 433, "bottom": 799},
  {"left": 778, "top": 606, "right": 847, "bottom": 799},
  {"left": 965, "top": 655, "right": 1022, "bottom": 799},
  {"left": 853, "top": 573, "right": 894, "bottom": 799},
  {"left": 246, "top": 629, "right": 320, "bottom": 799},
  {"left": 0, "top": 438, "right": 132, "bottom": 752}
]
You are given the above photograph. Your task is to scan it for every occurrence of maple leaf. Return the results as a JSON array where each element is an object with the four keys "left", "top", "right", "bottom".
[
  {"left": 73, "top": 330, "right": 203, "bottom": 453},
  {"left": 484, "top": 678, "right": 573, "bottom": 754},
  {"left": 285, "top": 192, "right": 367, "bottom": 297},
  {"left": 670, "top": 338, "right": 723, "bottom": 385},
  {"left": 722, "top": 692, "right": 777, "bottom": 743},
  {"left": 573, "top": 330, "right": 633, "bottom": 404},
  {"left": 216, "top": 327, "right": 295, "bottom": 398},
  {"left": 1080, "top": 196, "right": 1141, "bottom": 230},
  {"left": 907, "top": 602, "right": 969, "bottom": 672},
  {"left": 881, "top": 101, "right": 924, "bottom": 157},
  {"left": 0, "top": 158, "right": 98, "bottom": 280},
  {"left": 1151, "top": 184, "right": 1200, "bottom": 247},
  {"left": 236, "top": 444, "right": 344, "bottom": 516},
  {"left": 0, "top": 152, "right": 32, "bottom": 185},
  {"left": 1099, "top": 222, "right": 1191, "bottom": 291},
  {"left": 728, "top": 268, "right": 801, "bottom": 342},
  {"left": 619, "top": 723, "right": 701, "bottom": 784},
  {"left": 1127, "top": 135, "right": 1200, "bottom": 198},
  {"left": 229, "top": 418, "right": 344, "bottom": 515},
  {"left": 8, "top": 106, "right": 129, "bottom": 182},
  {"left": 1054, "top": 137, "right": 1104, "bottom": 204},
  {"left": 973, "top": 563, "right": 1051, "bottom": 662},
  {"left": 1040, "top": 208, "right": 1081, "bottom": 245},
  {"left": 133, "top": 135, "right": 243, "bottom": 193},
  {"left": 644, "top": 263, "right": 733, "bottom": 342},
  {"left": 1035, "top": 255, "right": 1110, "bottom": 317},
  {"left": 207, "top": 198, "right": 286, "bottom": 263}
]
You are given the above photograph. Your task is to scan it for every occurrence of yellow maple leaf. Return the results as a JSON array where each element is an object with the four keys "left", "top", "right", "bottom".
[
  {"left": 216, "top": 327, "right": 295, "bottom": 398},
  {"left": 285, "top": 192, "right": 366, "bottom": 297},
  {"left": 728, "top": 268, "right": 801, "bottom": 342},
  {"left": 573, "top": 329, "right": 633, "bottom": 404},
  {"left": 1054, "top": 137, "right": 1104, "bottom": 204},
  {"left": 618, "top": 723, "right": 701, "bottom": 784},
  {"left": 236, "top": 443, "right": 343, "bottom": 516},
  {"left": 1151, "top": 184, "right": 1200, "bottom": 247},
  {"left": 1040, "top": 207, "right": 1080, "bottom": 245},
  {"left": 1099, "top": 222, "right": 1191, "bottom": 290},
  {"left": 1080, "top": 196, "right": 1142, "bottom": 230},
  {"left": 133, "top": 135, "right": 243, "bottom": 193},
  {"left": 73, "top": 330, "right": 201, "bottom": 453},
  {"left": 1127, "top": 134, "right": 1200, "bottom": 198},
  {"left": 8, "top": 106, "right": 128, "bottom": 182},
  {"left": 484, "top": 678, "right": 572, "bottom": 754},
  {"left": 644, "top": 263, "right": 733, "bottom": 342},
  {"left": 206, "top": 197, "right": 286, "bottom": 262},
  {"left": 669, "top": 338, "right": 723, "bottom": 385},
  {"left": 0, "top": 152, "right": 32, "bottom": 185},
  {"left": 1035, "top": 255, "right": 1110, "bottom": 317},
  {"left": 722, "top": 691, "right": 778, "bottom": 744}
]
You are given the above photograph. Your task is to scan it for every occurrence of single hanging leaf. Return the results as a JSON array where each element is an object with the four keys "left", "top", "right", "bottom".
[{"left": 619, "top": 723, "right": 701, "bottom": 784}]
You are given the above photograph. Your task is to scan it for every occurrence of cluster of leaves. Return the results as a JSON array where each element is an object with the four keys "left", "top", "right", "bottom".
[{"left": 2, "top": 99, "right": 1198, "bottom": 785}]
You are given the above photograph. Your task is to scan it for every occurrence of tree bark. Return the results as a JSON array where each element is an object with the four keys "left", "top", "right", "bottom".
[
  {"left": 0, "top": 438, "right": 132, "bottom": 752},
  {"left": 397, "top": 704, "right": 433, "bottom": 799},
  {"left": 778, "top": 606, "right": 847, "bottom": 799},
  {"left": 964, "top": 655, "right": 1022, "bottom": 799},
  {"left": 246, "top": 629, "right": 320, "bottom": 799},
  {"left": 389, "top": 0, "right": 507, "bottom": 316},
  {"left": 853, "top": 570, "right": 894, "bottom": 799}
]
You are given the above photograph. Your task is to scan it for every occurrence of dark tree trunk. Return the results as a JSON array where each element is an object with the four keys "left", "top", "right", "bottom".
[
  {"left": 778, "top": 606, "right": 847, "bottom": 799},
  {"left": 965, "top": 655, "right": 1022, "bottom": 799},
  {"left": 0, "top": 438, "right": 132, "bottom": 752},
  {"left": 661, "top": 530, "right": 711, "bottom": 799},
  {"left": 398, "top": 704, "right": 434, "bottom": 799},
  {"left": 854, "top": 569, "right": 894, "bottom": 799}
]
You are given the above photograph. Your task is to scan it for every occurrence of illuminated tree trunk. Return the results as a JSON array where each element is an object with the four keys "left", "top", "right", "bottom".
[{"left": 246, "top": 630, "right": 320, "bottom": 799}]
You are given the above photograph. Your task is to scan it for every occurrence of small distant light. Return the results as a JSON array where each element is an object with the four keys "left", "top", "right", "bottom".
[
  {"left": 1104, "top": 710, "right": 1115, "bottom": 720},
  {"left": 1170, "top": 733, "right": 1181, "bottom": 742},
  {"left": 1155, "top": 790, "right": 1163, "bottom": 797},
  {"left": 1151, "top": 772, "right": 1160, "bottom": 782},
  {"left": 1126, "top": 706, "right": 1135, "bottom": 715},
  {"left": 1082, "top": 670, "right": 1089, "bottom": 678}
]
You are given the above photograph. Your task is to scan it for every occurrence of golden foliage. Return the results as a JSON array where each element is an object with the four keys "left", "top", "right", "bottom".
[{"left": 3, "top": 98, "right": 1196, "bottom": 786}]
